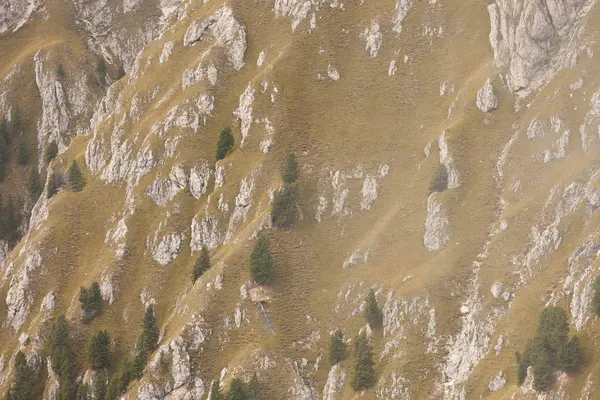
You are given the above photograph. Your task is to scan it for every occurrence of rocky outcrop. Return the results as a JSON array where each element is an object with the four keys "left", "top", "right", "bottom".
[
  {"left": 376, "top": 372, "right": 411, "bottom": 400},
  {"left": 183, "top": 6, "right": 247, "bottom": 70},
  {"left": 424, "top": 193, "right": 450, "bottom": 251},
  {"left": 475, "top": 78, "right": 498, "bottom": 112},
  {"left": 488, "top": 371, "right": 506, "bottom": 391},
  {"left": 488, "top": 0, "right": 596, "bottom": 96},
  {"left": 438, "top": 131, "right": 460, "bottom": 189},
  {"left": 190, "top": 213, "right": 221, "bottom": 251},
  {"left": 364, "top": 22, "right": 382, "bottom": 58},
  {"left": 392, "top": 0, "right": 413, "bottom": 34},
  {"left": 234, "top": 84, "right": 255, "bottom": 146},
  {"left": 149, "top": 232, "right": 184, "bottom": 266},
  {"left": 189, "top": 161, "right": 212, "bottom": 199},
  {"left": 224, "top": 167, "right": 260, "bottom": 243},
  {"left": 323, "top": 364, "right": 345, "bottom": 400},
  {"left": 147, "top": 164, "right": 188, "bottom": 206},
  {"left": 5, "top": 249, "right": 42, "bottom": 331},
  {"left": 0, "top": 0, "right": 37, "bottom": 33}
]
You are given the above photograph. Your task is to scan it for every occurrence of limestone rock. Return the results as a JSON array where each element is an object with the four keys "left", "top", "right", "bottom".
[
  {"left": 5, "top": 249, "right": 42, "bottom": 331},
  {"left": 490, "top": 282, "right": 503, "bottom": 298},
  {"left": 424, "top": 193, "right": 450, "bottom": 251},
  {"left": 0, "top": 0, "right": 37, "bottom": 33},
  {"left": 189, "top": 161, "right": 212, "bottom": 199},
  {"left": 475, "top": 78, "right": 498, "bottom": 112},
  {"left": 488, "top": 371, "right": 506, "bottom": 391},
  {"left": 190, "top": 213, "right": 221, "bottom": 251},
  {"left": 150, "top": 232, "right": 184, "bottom": 266},
  {"left": 392, "top": 0, "right": 413, "bottom": 34},
  {"left": 323, "top": 364, "right": 345, "bottom": 400},
  {"left": 274, "top": 0, "right": 313, "bottom": 32},
  {"left": 364, "top": 22, "right": 382, "bottom": 58},
  {"left": 234, "top": 84, "right": 255, "bottom": 146},
  {"left": 147, "top": 164, "right": 188, "bottom": 206}
]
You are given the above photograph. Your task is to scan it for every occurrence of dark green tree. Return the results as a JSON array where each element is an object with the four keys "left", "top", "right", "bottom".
[
  {"left": 532, "top": 347, "right": 554, "bottom": 392},
  {"left": 45, "top": 141, "right": 59, "bottom": 165},
  {"left": 47, "top": 171, "right": 61, "bottom": 199},
  {"left": 216, "top": 127, "right": 234, "bottom": 160},
  {"left": 98, "top": 58, "right": 107, "bottom": 86},
  {"left": 76, "top": 383, "right": 90, "bottom": 400},
  {"left": 536, "top": 307, "right": 569, "bottom": 355},
  {"left": 282, "top": 154, "right": 298, "bottom": 184},
  {"left": 209, "top": 379, "right": 222, "bottom": 400},
  {"left": 47, "top": 315, "right": 78, "bottom": 400},
  {"left": 93, "top": 371, "right": 107, "bottom": 400},
  {"left": 7, "top": 351, "right": 38, "bottom": 400},
  {"left": 329, "top": 329, "right": 347, "bottom": 365},
  {"left": 351, "top": 332, "right": 375, "bottom": 392},
  {"left": 89, "top": 330, "right": 111, "bottom": 369},
  {"left": 12, "top": 106, "right": 22, "bottom": 134},
  {"left": 79, "top": 282, "right": 102, "bottom": 322},
  {"left": 271, "top": 183, "right": 298, "bottom": 228},
  {"left": 68, "top": 160, "right": 86, "bottom": 192},
  {"left": 28, "top": 168, "right": 43, "bottom": 201},
  {"left": 364, "top": 289, "right": 383, "bottom": 329},
  {"left": 246, "top": 373, "right": 259, "bottom": 400},
  {"left": 17, "top": 141, "right": 28, "bottom": 165},
  {"left": 429, "top": 164, "right": 448, "bottom": 193},
  {"left": 558, "top": 335, "right": 582, "bottom": 372},
  {"left": 137, "top": 305, "right": 159, "bottom": 362},
  {"left": 57, "top": 63, "right": 65, "bottom": 78},
  {"left": 593, "top": 276, "right": 600, "bottom": 317},
  {"left": 250, "top": 235, "right": 274, "bottom": 285},
  {"left": 227, "top": 378, "right": 246, "bottom": 400},
  {"left": 192, "top": 245, "right": 211, "bottom": 283},
  {"left": 3, "top": 196, "right": 22, "bottom": 244}
]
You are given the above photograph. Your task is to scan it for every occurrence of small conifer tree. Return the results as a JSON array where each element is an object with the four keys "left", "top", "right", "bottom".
[
  {"left": 429, "top": 164, "right": 448, "bottom": 193},
  {"left": 227, "top": 378, "right": 246, "bottom": 400},
  {"left": 351, "top": 331, "right": 375, "bottom": 391},
  {"left": 28, "top": 168, "right": 43, "bottom": 201},
  {"left": 593, "top": 276, "right": 600, "bottom": 317},
  {"left": 57, "top": 63, "right": 65, "bottom": 78},
  {"left": 282, "top": 154, "right": 298, "bottom": 184},
  {"left": 364, "top": 289, "right": 383, "bottom": 329},
  {"left": 209, "top": 379, "right": 222, "bottom": 400},
  {"left": 329, "top": 329, "right": 347, "bottom": 365},
  {"left": 68, "top": 160, "right": 86, "bottom": 192},
  {"left": 216, "top": 127, "right": 234, "bottom": 160},
  {"left": 89, "top": 330, "right": 111, "bottom": 369},
  {"left": 47, "top": 171, "right": 62, "bottom": 199},
  {"left": 271, "top": 183, "right": 298, "bottom": 228},
  {"left": 17, "top": 141, "right": 29, "bottom": 165},
  {"left": 246, "top": 373, "right": 259, "bottom": 400},
  {"left": 192, "top": 245, "right": 211, "bottom": 282},
  {"left": 45, "top": 141, "right": 59, "bottom": 165},
  {"left": 250, "top": 235, "right": 274, "bottom": 285}
]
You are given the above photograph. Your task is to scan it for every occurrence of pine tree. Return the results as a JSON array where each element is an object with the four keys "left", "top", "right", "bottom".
[
  {"left": 209, "top": 379, "right": 222, "bottom": 400},
  {"left": 89, "top": 330, "right": 111, "bottom": 369},
  {"left": 227, "top": 378, "right": 246, "bottom": 400},
  {"left": 593, "top": 276, "right": 600, "bottom": 317},
  {"left": 0, "top": 120, "right": 7, "bottom": 182},
  {"left": 47, "top": 171, "right": 61, "bottom": 199},
  {"left": 192, "top": 245, "right": 211, "bottom": 282},
  {"left": 558, "top": 335, "right": 582, "bottom": 372},
  {"left": 216, "top": 127, "right": 234, "bottom": 160},
  {"left": 93, "top": 371, "right": 107, "bottom": 400},
  {"left": 17, "top": 141, "right": 28, "bottom": 165},
  {"left": 429, "top": 164, "right": 448, "bottom": 193},
  {"left": 329, "top": 329, "right": 347, "bottom": 365},
  {"left": 246, "top": 373, "right": 259, "bottom": 400},
  {"left": 68, "top": 160, "right": 86, "bottom": 192},
  {"left": 282, "top": 154, "right": 298, "bottom": 184},
  {"left": 47, "top": 316, "right": 78, "bottom": 400},
  {"left": 80, "top": 281, "right": 102, "bottom": 322},
  {"left": 271, "top": 183, "right": 298, "bottom": 228},
  {"left": 364, "top": 289, "right": 383, "bottom": 329},
  {"left": 76, "top": 383, "right": 90, "bottom": 400},
  {"left": 45, "top": 141, "right": 59, "bottom": 165},
  {"left": 98, "top": 58, "right": 107, "bottom": 86},
  {"left": 7, "top": 351, "right": 36, "bottom": 400},
  {"left": 57, "top": 63, "right": 65, "bottom": 78},
  {"left": 139, "top": 306, "right": 159, "bottom": 356},
  {"left": 351, "top": 332, "right": 375, "bottom": 392},
  {"left": 250, "top": 235, "right": 274, "bottom": 285},
  {"left": 12, "top": 106, "right": 22, "bottom": 134},
  {"left": 28, "top": 168, "right": 43, "bottom": 201},
  {"left": 532, "top": 347, "right": 553, "bottom": 392}
]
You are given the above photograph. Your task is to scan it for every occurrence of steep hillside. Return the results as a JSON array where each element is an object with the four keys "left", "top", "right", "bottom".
[{"left": 2, "top": 0, "right": 600, "bottom": 399}]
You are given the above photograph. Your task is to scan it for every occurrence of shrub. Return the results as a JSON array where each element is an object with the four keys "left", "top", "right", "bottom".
[
  {"left": 80, "top": 282, "right": 102, "bottom": 322},
  {"left": 429, "top": 164, "right": 448, "bottom": 193},
  {"left": 593, "top": 276, "right": 600, "bottom": 317},
  {"left": 351, "top": 332, "right": 375, "bottom": 391},
  {"left": 98, "top": 58, "right": 107, "bottom": 86},
  {"left": 68, "top": 160, "right": 86, "bottom": 192},
  {"left": 57, "top": 63, "right": 65, "bottom": 78},
  {"left": 45, "top": 141, "right": 59, "bottom": 165},
  {"left": 271, "top": 182, "right": 298, "bottom": 228},
  {"left": 282, "top": 154, "right": 298, "bottom": 184},
  {"left": 89, "top": 330, "right": 111, "bottom": 369},
  {"left": 17, "top": 141, "right": 28, "bottom": 165},
  {"left": 28, "top": 168, "right": 43, "bottom": 202},
  {"left": 216, "top": 127, "right": 234, "bottom": 160},
  {"left": 192, "top": 245, "right": 211, "bottom": 283},
  {"left": 364, "top": 289, "right": 383, "bottom": 329},
  {"left": 1, "top": 196, "right": 23, "bottom": 244},
  {"left": 250, "top": 235, "right": 274, "bottom": 285},
  {"left": 329, "top": 329, "right": 347, "bottom": 365}
]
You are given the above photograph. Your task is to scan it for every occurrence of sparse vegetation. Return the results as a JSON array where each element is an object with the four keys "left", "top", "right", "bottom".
[
  {"left": 209, "top": 379, "right": 222, "bottom": 400},
  {"left": 227, "top": 378, "right": 246, "bottom": 400},
  {"left": 246, "top": 373, "right": 259, "bottom": 400},
  {"left": 216, "top": 127, "right": 234, "bottom": 160},
  {"left": 47, "top": 316, "right": 78, "bottom": 400},
  {"left": 28, "top": 168, "right": 43, "bottom": 202},
  {"left": 1, "top": 196, "right": 23, "bottom": 245},
  {"left": 118, "top": 65, "right": 126, "bottom": 79},
  {"left": 79, "top": 281, "right": 102, "bottom": 322},
  {"left": 364, "top": 289, "right": 383, "bottom": 329},
  {"left": 516, "top": 307, "right": 582, "bottom": 391},
  {"left": 89, "top": 330, "right": 110, "bottom": 369},
  {"left": 282, "top": 153, "right": 298, "bottom": 184},
  {"left": 429, "top": 164, "right": 448, "bottom": 193},
  {"left": 57, "top": 63, "right": 65, "bottom": 78},
  {"left": 351, "top": 331, "right": 375, "bottom": 392},
  {"left": 77, "top": 383, "right": 91, "bottom": 400},
  {"left": 250, "top": 235, "right": 274, "bottom": 285},
  {"left": 45, "top": 141, "right": 59, "bottom": 165},
  {"left": 68, "top": 160, "right": 86, "bottom": 192},
  {"left": 17, "top": 140, "right": 28, "bottom": 165},
  {"left": 12, "top": 106, "right": 22, "bottom": 134},
  {"left": 192, "top": 245, "right": 211, "bottom": 283},
  {"left": 329, "top": 329, "right": 347, "bottom": 365}
]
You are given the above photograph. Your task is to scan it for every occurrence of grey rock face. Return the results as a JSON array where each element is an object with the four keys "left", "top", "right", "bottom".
[
  {"left": 488, "top": 371, "right": 506, "bottom": 391},
  {"left": 189, "top": 161, "right": 212, "bottom": 199},
  {"left": 488, "top": 0, "right": 596, "bottom": 96},
  {"left": 323, "top": 364, "right": 345, "bottom": 400},
  {"left": 424, "top": 193, "right": 450, "bottom": 251},
  {"left": 147, "top": 164, "right": 188, "bottom": 206},
  {"left": 183, "top": 6, "right": 247, "bottom": 70},
  {"left": 0, "top": 0, "right": 37, "bottom": 33},
  {"left": 476, "top": 78, "right": 499, "bottom": 112},
  {"left": 5, "top": 249, "right": 42, "bottom": 331}
]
